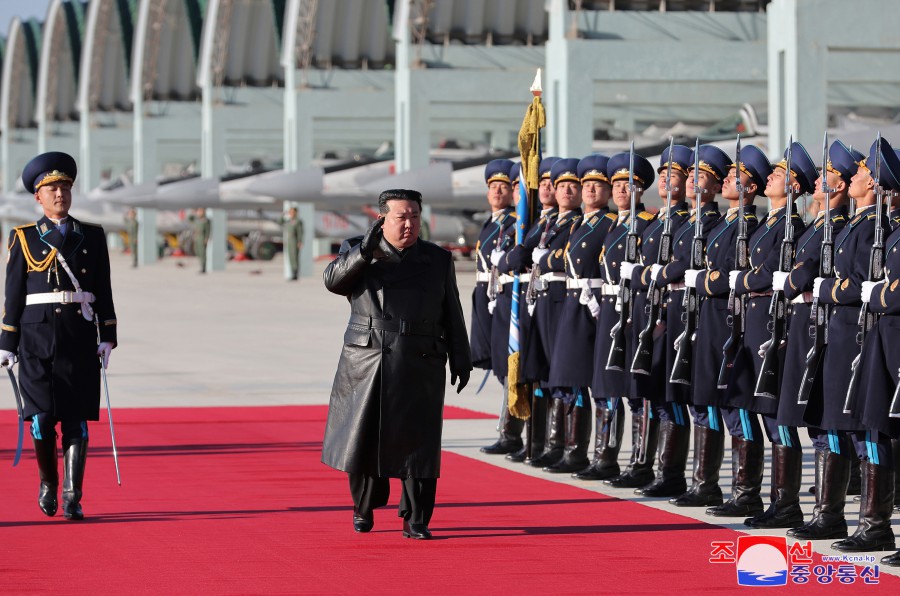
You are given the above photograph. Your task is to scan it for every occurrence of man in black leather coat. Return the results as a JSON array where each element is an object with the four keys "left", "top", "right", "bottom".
[{"left": 321, "top": 189, "right": 472, "bottom": 540}]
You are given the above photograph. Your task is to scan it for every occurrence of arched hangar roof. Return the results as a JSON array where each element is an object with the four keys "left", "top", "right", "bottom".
[
  {"left": 78, "top": 0, "right": 140, "bottom": 113},
  {"left": 36, "top": 0, "right": 87, "bottom": 124},
  {"left": 1, "top": 17, "right": 43, "bottom": 131}
]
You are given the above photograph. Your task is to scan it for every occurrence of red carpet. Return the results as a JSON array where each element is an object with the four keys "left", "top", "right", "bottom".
[{"left": 0, "top": 405, "right": 894, "bottom": 594}]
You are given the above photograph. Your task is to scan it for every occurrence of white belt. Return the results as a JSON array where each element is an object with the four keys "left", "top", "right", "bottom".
[
  {"left": 565, "top": 278, "right": 604, "bottom": 290},
  {"left": 26, "top": 291, "right": 95, "bottom": 306},
  {"left": 791, "top": 292, "right": 813, "bottom": 304},
  {"left": 475, "top": 272, "right": 491, "bottom": 283},
  {"left": 497, "top": 273, "right": 533, "bottom": 285},
  {"left": 668, "top": 282, "right": 686, "bottom": 291},
  {"left": 540, "top": 272, "right": 568, "bottom": 284},
  {"left": 600, "top": 284, "right": 620, "bottom": 296}
]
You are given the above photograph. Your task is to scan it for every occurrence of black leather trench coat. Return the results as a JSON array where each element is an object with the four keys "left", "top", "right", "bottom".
[{"left": 321, "top": 236, "right": 472, "bottom": 479}]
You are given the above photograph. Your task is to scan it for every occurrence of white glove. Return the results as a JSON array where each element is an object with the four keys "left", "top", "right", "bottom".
[
  {"left": 650, "top": 263, "right": 664, "bottom": 283},
  {"left": 812, "top": 277, "right": 825, "bottom": 299},
  {"left": 728, "top": 270, "right": 741, "bottom": 290},
  {"left": 0, "top": 350, "right": 16, "bottom": 368},
  {"left": 531, "top": 247, "right": 549, "bottom": 264},
  {"left": 587, "top": 296, "right": 601, "bottom": 318},
  {"left": 97, "top": 342, "right": 113, "bottom": 369},
  {"left": 619, "top": 261, "right": 637, "bottom": 281},
  {"left": 684, "top": 269, "right": 700, "bottom": 288},
  {"left": 861, "top": 280, "right": 885, "bottom": 303},
  {"left": 772, "top": 271, "right": 789, "bottom": 293},
  {"left": 490, "top": 249, "right": 505, "bottom": 266},
  {"left": 487, "top": 299, "right": 496, "bottom": 314}
]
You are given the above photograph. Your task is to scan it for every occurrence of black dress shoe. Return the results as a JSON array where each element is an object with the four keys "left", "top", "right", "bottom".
[
  {"left": 402, "top": 519, "right": 432, "bottom": 540},
  {"left": 505, "top": 447, "right": 527, "bottom": 462},
  {"left": 480, "top": 439, "right": 523, "bottom": 455},
  {"left": 881, "top": 550, "right": 900, "bottom": 567},
  {"left": 38, "top": 483, "right": 58, "bottom": 517},
  {"left": 353, "top": 511, "right": 373, "bottom": 533}
]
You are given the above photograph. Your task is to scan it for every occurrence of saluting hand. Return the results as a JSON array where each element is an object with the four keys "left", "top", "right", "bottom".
[
  {"left": 360, "top": 218, "right": 385, "bottom": 259},
  {"left": 451, "top": 370, "right": 470, "bottom": 394}
]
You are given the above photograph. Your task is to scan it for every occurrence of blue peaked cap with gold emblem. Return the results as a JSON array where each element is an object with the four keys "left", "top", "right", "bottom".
[
  {"left": 828, "top": 140, "right": 864, "bottom": 186},
  {"left": 658, "top": 144, "right": 693, "bottom": 175},
  {"left": 607, "top": 152, "right": 655, "bottom": 189},
  {"left": 550, "top": 158, "right": 581, "bottom": 187},
  {"left": 484, "top": 159, "right": 515, "bottom": 186},
  {"left": 691, "top": 145, "right": 733, "bottom": 183},
  {"left": 775, "top": 142, "right": 817, "bottom": 195},
  {"left": 737, "top": 144, "right": 772, "bottom": 194},
  {"left": 22, "top": 151, "right": 77, "bottom": 194},
  {"left": 539, "top": 156, "right": 561, "bottom": 180},
  {"left": 578, "top": 154, "right": 610, "bottom": 184},
  {"left": 509, "top": 162, "right": 521, "bottom": 185},
  {"left": 858, "top": 138, "right": 900, "bottom": 192}
]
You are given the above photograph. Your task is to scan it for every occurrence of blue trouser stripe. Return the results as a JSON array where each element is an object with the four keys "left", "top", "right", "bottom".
[
  {"left": 534, "top": 387, "right": 544, "bottom": 398},
  {"left": 739, "top": 408, "right": 754, "bottom": 442},
  {"left": 673, "top": 404, "right": 684, "bottom": 426},
  {"left": 574, "top": 387, "right": 583, "bottom": 408},
  {"left": 708, "top": 406, "right": 721, "bottom": 432},
  {"left": 778, "top": 425, "right": 792, "bottom": 449},
  {"left": 827, "top": 430, "right": 841, "bottom": 454},
  {"left": 866, "top": 431, "right": 880, "bottom": 465},
  {"left": 31, "top": 417, "right": 41, "bottom": 440}
]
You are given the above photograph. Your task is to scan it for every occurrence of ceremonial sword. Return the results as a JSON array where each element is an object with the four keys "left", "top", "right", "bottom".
[{"left": 4, "top": 365, "right": 24, "bottom": 467}]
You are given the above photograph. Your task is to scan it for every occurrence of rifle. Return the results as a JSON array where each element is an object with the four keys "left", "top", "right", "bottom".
[
  {"left": 755, "top": 138, "right": 797, "bottom": 399},
  {"left": 670, "top": 139, "right": 704, "bottom": 385},
  {"left": 718, "top": 135, "right": 749, "bottom": 388},
  {"left": 632, "top": 137, "right": 675, "bottom": 376},
  {"left": 798, "top": 132, "right": 833, "bottom": 405},
  {"left": 606, "top": 142, "right": 640, "bottom": 371},
  {"left": 844, "top": 132, "right": 885, "bottom": 414}
]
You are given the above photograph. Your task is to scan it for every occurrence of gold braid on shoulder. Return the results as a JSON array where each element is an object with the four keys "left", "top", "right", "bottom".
[{"left": 13, "top": 228, "right": 56, "bottom": 272}]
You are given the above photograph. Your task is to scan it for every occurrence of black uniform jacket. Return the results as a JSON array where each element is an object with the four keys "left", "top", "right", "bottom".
[
  {"left": 321, "top": 236, "right": 472, "bottom": 478},
  {"left": 1, "top": 217, "right": 117, "bottom": 421}
]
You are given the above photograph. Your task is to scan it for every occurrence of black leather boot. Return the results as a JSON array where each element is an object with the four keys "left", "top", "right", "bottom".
[
  {"left": 521, "top": 391, "right": 547, "bottom": 465},
  {"left": 638, "top": 421, "right": 690, "bottom": 497},
  {"left": 528, "top": 397, "right": 565, "bottom": 468},
  {"left": 745, "top": 444, "right": 804, "bottom": 529},
  {"left": 481, "top": 393, "right": 524, "bottom": 455},
  {"left": 606, "top": 414, "right": 658, "bottom": 488},
  {"left": 706, "top": 437, "right": 764, "bottom": 517},
  {"left": 62, "top": 438, "right": 87, "bottom": 520},
  {"left": 882, "top": 550, "right": 900, "bottom": 567},
  {"left": 573, "top": 403, "right": 624, "bottom": 480},
  {"left": 788, "top": 449, "right": 850, "bottom": 540},
  {"left": 670, "top": 426, "right": 724, "bottom": 507},
  {"left": 33, "top": 437, "right": 59, "bottom": 517},
  {"left": 544, "top": 400, "right": 592, "bottom": 473},
  {"left": 832, "top": 461, "right": 896, "bottom": 552}
]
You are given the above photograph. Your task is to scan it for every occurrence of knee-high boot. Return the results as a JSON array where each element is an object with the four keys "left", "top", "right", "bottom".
[
  {"left": 61, "top": 438, "right": 87, "bottom": 520},
  {"left": 521, "top": 391, "right": 547, "bottom": 465},
  {"left": 788, "top": 449, "right": 850, "bottom": 539},
  {"left": 528, "top": 397, "right": 565, "bottom": 468},
  {"left": 544, "top": 400, "right": 592, "bottom": 473},
  {"left": 637, "top": 421, "right": 690, "bottom": 497},
  {"left": 573, "top": 402, "right": 624, "bottom": 480},
  {"left": 745, "top": 444, "right": 804, "bottom": 528},
  {"left": 893, "top": 439, "right": 900, "bottom": 513},
  {"left": 33, "top": 437, "right": 59, "bottom": 517},
  {"left": 832, "top": 461, "right": 896, "bottom": 552},
  {"left": 670, "top": 426, "right": 724, "bottom": 507},
  {"left": 481, "top": 391, "right": 524, "bottom": 455},
  {"left": 605, "top": 414, "right": 659, "bottom": 488},
  {"left": 706, "top": 437, "right": 764, "bottom": 517}
]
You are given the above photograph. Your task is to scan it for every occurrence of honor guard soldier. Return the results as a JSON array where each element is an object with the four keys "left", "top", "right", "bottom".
[
  {"left": 710, "top": 142, "right": 811, "bottom": 519},
  {"left": 546, "top": 155, "right": 616, "bottom": 474},
  {"left": 623, "top": 145, "right": 692, "bottom": 495},
  {"left": 810, "top": 139, "right": 900, "bottom": 553},
  {"left": 0, "top": 152, "right": 117, "bottom": 520},
  {"left": 675, "top": 144, "right": 768, "bottom": 508},
  {"left": 526, "top": 159, "right": 585, "bottom": 472},
  {"left": 472, "top": 159, "right": 518, "bottom": 454},
  {"left": 590, "top": 151, "right": 656, "bottom": 481},
  {"left": 773, "top": 140, "right": 856, "bottom": 537},
  {"left": 490, "top": 157, "right": 560, "bottom": 464}
]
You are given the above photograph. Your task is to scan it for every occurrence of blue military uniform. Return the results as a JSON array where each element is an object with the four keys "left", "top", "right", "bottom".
[{"left": 0, "top": 152, "right": 117, "bottom": 521}]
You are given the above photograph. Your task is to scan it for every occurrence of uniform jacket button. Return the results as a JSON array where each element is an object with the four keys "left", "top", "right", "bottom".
[
  {"left": 81, "top": 269, "right": 87, "bottom": 274},
  {"left": 55, "top": 308, "right": 61, "bottom": 314}
]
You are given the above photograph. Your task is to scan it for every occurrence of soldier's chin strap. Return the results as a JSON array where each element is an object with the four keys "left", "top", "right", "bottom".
[{"left": 53, "top": 251, "right": 94, "bottom": 322}]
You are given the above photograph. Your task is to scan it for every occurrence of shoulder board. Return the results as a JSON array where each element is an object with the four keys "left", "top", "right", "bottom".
[
  {"left": 726, "top": 213, "right": 737, "bottom": 222},
  {"left": 13, "top": 223, "right": 37, "bottom": 230},
  {"left": 637, "top": 211, "right": 654, "bottom": 221},
  {"left": 572, "top": 214, "right": 583, "bottom": 222},
  {"left": 832, "top": 214, "right": 846, "bottom": 222},
  {"left": 867, "top": 213, "right": 877, "bottom": 220},
  {"left": 744, "top": 213, "right": 758, "bottom": 221},
  {"left": 766, "top": 216, "right": 778, "bottom": 226},
  {"left": 791, "top": 212, "right": 804, "bottom": 220},
  {"left": 703, "top": 209, "right": 718, "bottom": 216},
  {"left": 675, "top": 209, "right": 690, "bottom": 216},
  {"left": 604, "top": 212, "right": 617, "bottom": 221}
]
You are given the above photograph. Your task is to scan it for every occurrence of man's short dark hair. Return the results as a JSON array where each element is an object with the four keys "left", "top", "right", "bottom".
[{"left": 378, "top": 189, "right": 423, "bottom": 214}]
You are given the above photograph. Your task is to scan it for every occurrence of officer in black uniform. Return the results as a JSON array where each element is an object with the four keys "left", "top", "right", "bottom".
[
  {"left": 675, "top": 145, "right": 768, "bottom": 508},
  {"left": 472, "top": 159, "right": 519, "bottom": 454},
  {"left": 708, "top": 142, "right": 811, "bottom": 520},
  {"left": 624, "top": 145, "right": 693, "bottom": 497},
  {"left": 546, "top": 155, "right": 616, "bottom": 474},
  {"left": 492, "top": 157, "right": 560, "bottom": 464},
  {"left": 811, "top": 138, "right": 900, "bottom": 553},
  {"left": 0, "top": 152, "right": 117, "bottom": 520},
  {"left": 771, "top": 141, "right": 856, "bottom": 537},
  {"left": 590, "top": 152, "right": 656, "bottom": 481}
]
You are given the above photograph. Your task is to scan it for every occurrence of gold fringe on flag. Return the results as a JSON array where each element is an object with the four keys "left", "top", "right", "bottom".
[
  {"left": 507, "top": 352, "right": 531, "bottom": 420},
  {"left": 517, "top": 96, "right": 545, "bottom": 193}
]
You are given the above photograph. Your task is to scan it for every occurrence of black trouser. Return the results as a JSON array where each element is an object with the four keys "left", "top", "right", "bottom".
[{"left": 348, "top": 473, "right": 437, "bottom": 526}]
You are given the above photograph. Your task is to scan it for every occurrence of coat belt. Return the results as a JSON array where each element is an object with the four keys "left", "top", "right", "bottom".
[
  {"left": 349, "top": 314, "right": 445, "bottom": 339},
  {"left": 25, "top": 291, "right": 95, "bottom": 305},
  {"left": 498, "top": 273, "right": 532, "bottom": 285},
  {"left": 565, "top": 278, "right": 604, "bottom": 290}
]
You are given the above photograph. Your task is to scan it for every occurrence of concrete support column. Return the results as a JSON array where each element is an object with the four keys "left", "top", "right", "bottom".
[
  {"left": 545, "top": 0, "right": 592, "bottom": 158},
  {"left": 394, "top": 0, "right": 429, "bottom": 173}
]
